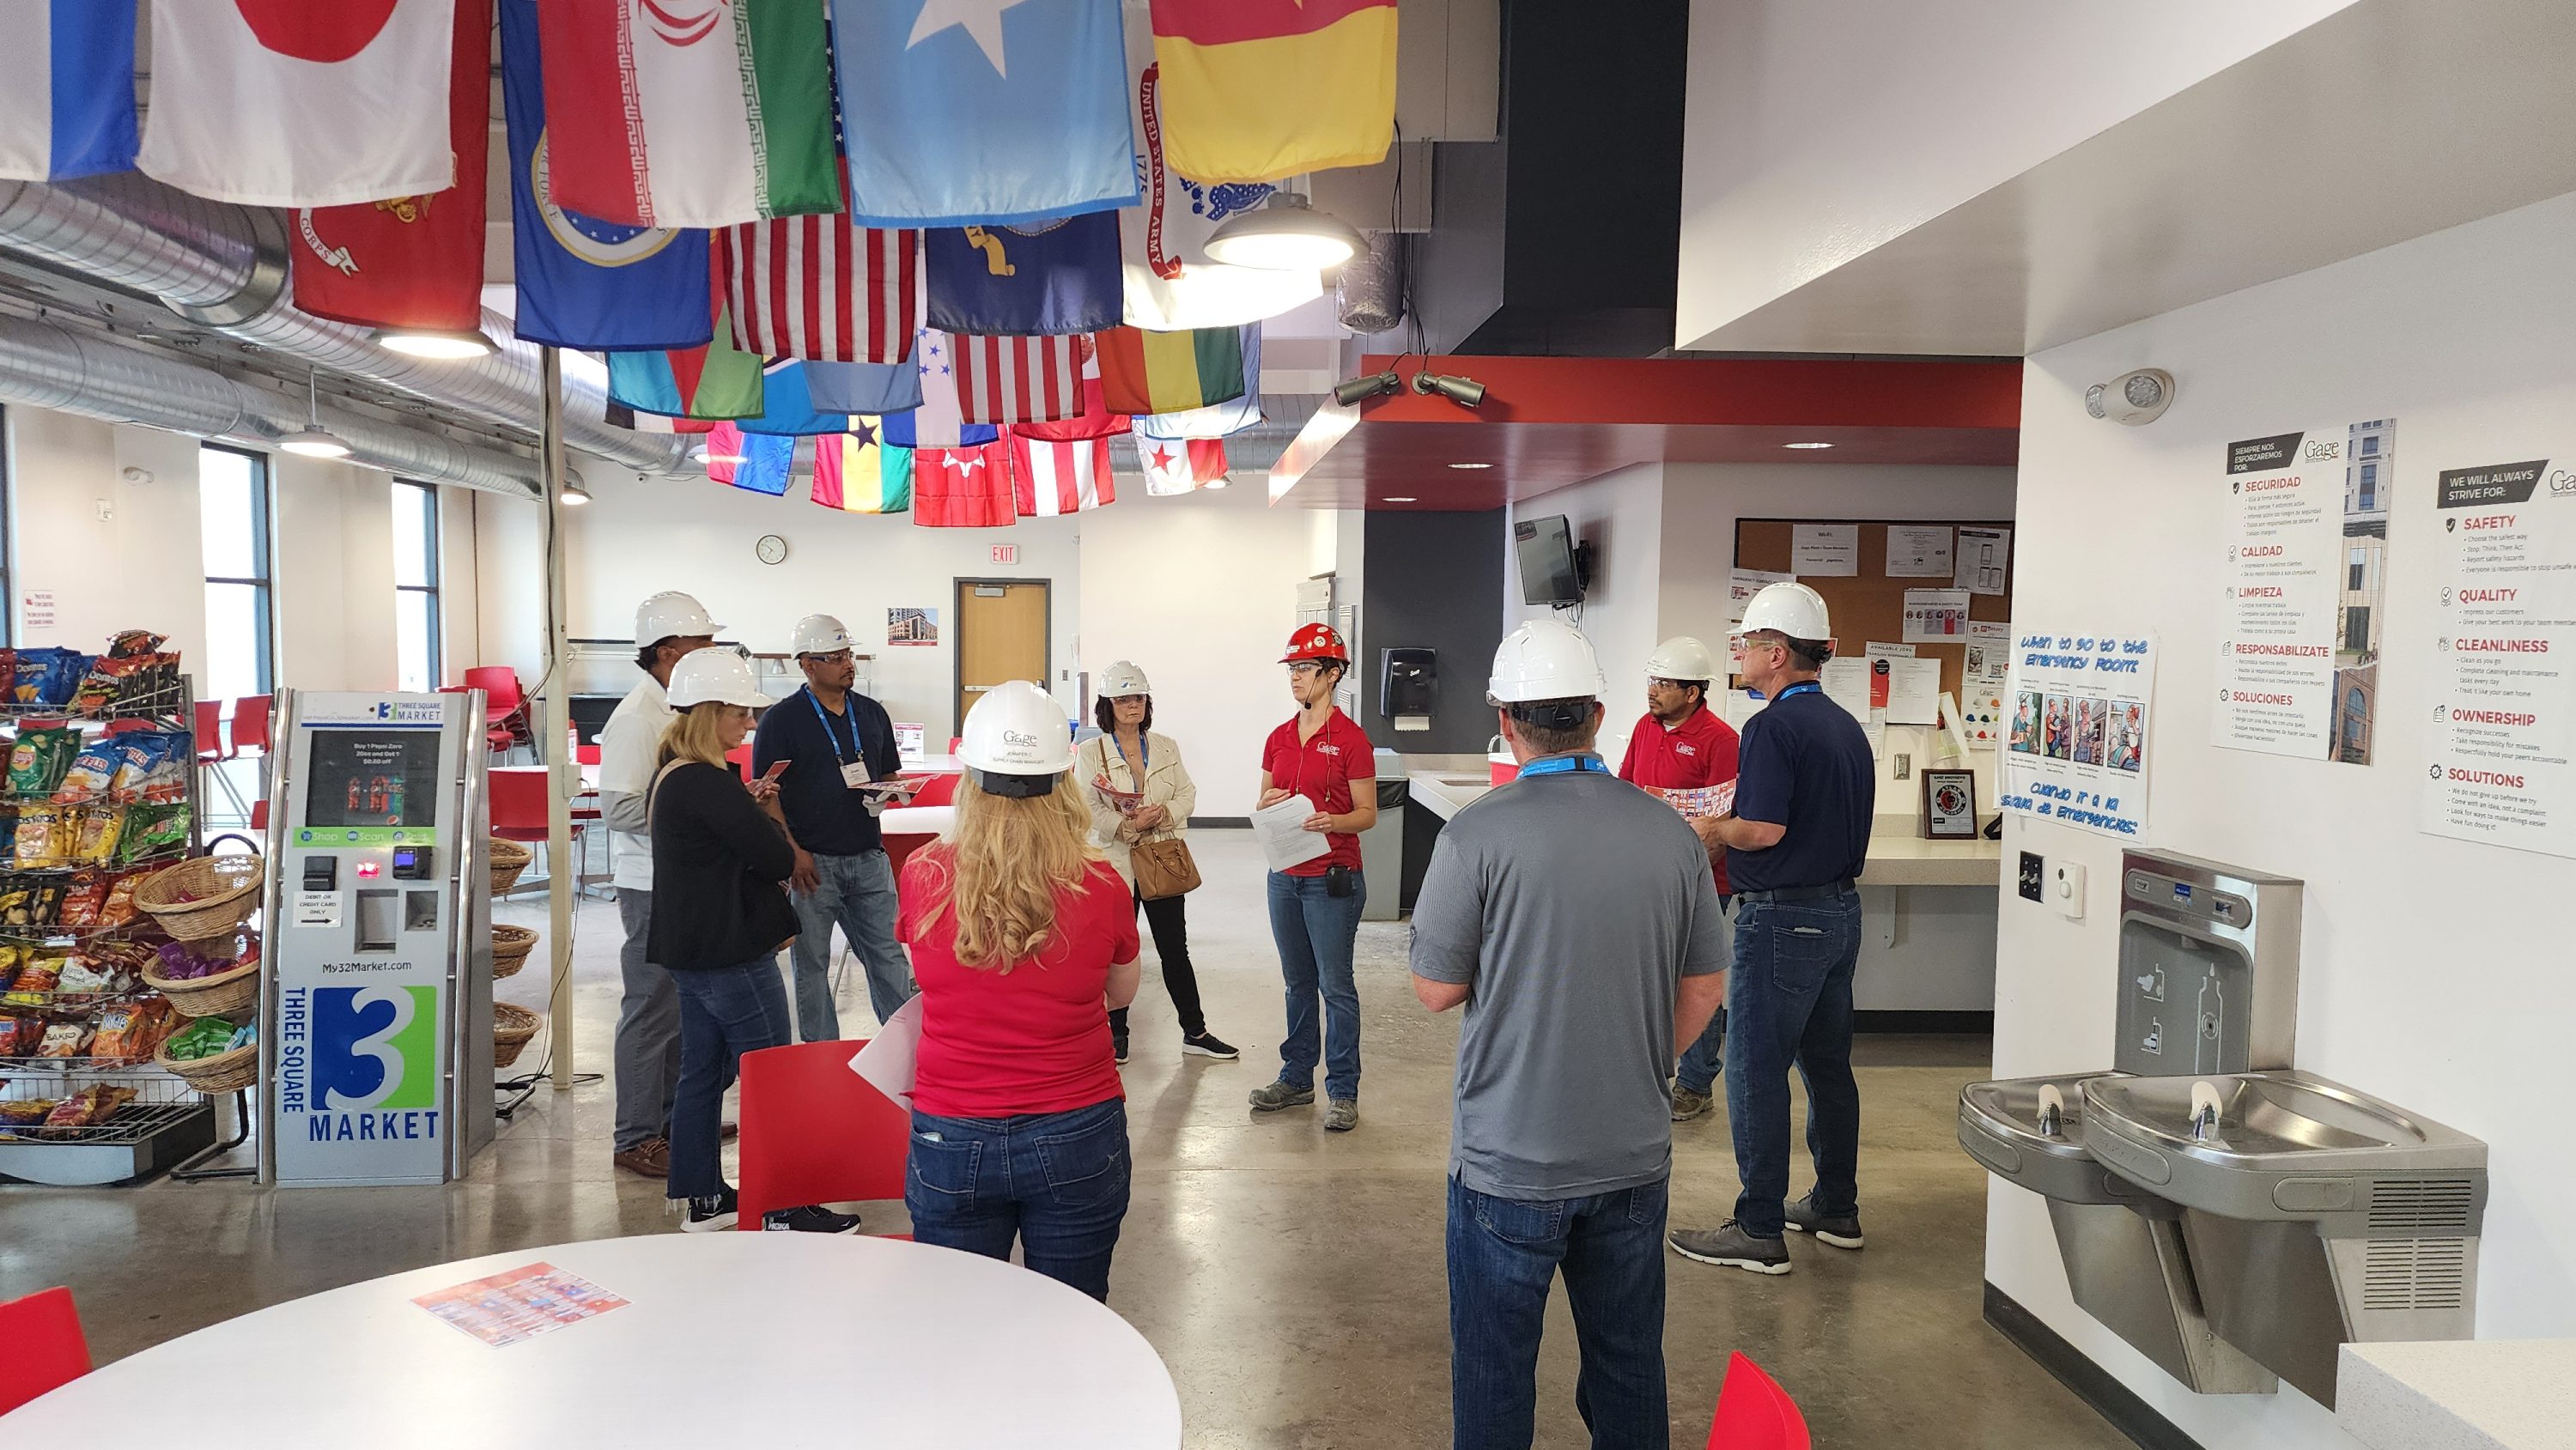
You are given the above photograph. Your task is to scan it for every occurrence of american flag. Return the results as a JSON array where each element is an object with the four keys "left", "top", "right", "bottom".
[
  {"left": 951, "top": 333, "right": 1084, "bottom": 426},
  {"left": 718, "top": 215, "right": 917, "bottom": 363},
  {"left": 1012, "top": 434, "right": 1115, "bottom": 515}
]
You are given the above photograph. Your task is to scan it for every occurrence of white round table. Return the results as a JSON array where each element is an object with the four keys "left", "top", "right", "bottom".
[{"left": 6, "top": 1235, "right": 1181, "bottom": 1447}]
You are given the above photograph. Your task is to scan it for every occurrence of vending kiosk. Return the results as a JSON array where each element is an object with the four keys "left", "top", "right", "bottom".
[{"left": 258, "top": 691, "right": 495, "bottom": 1186}]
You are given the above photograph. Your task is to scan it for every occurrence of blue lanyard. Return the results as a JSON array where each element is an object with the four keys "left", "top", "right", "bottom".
[
  {"left": 1518, "top": 754, "right": 1607, "bottom": 778},
  {"left": 1774, "top": 682, "right": 1823, "bottom": 701},
  {"left": 805, "top": 689, "right": 863, "bottom": 765},
  {"left": 1113, "top": 732, "right": 1149, "bottom": 781}
]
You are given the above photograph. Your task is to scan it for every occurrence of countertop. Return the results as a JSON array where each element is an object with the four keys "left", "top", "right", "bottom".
[{"left": 2338, "top": 1340, "right": 2576, "bottom": 1450}]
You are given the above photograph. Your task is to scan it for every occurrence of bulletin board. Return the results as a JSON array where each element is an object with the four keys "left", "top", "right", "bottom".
[{"left": 1732, "top": 519, "right": 2015, "bottom": 703}]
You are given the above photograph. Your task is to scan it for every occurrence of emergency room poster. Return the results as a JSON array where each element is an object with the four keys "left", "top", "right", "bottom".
[
  {"left": 2001, "top": 629, "right": 2156, "bottom": 837},
  {"left": 2421, "top": 452, "right": 2576, "bottom": 858},
  {"left": 2213, "top": 421, "right": 2394, "bottom": 763}
]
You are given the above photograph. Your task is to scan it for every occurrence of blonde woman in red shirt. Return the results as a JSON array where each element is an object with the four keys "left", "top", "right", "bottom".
[{"left": 898, "top": 682, "right": 1142, "bottom": 1301}]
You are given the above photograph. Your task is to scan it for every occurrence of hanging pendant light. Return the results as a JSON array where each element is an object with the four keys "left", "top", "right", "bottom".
[
  {"left": 1203, "top": 192, "right": 1368, "bottom": 270},
  {"left": 376, "top": 325, "right": 497, "bottom": 360},
  {"left": 280, "top": 370, "right": 353, "bottom": 458}
]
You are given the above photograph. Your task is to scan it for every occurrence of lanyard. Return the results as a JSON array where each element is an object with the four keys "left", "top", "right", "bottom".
[
  {"left": 805, "top": 689, "right": 863, "bottom": 765},
  {"left": 1518, "top": 754, "right": 1607, "bottom": 778},
  {"left": 1774, "top": 682, "right": 1823, "bottom": 701},
  {"left": 1112, "top": 732, "right": 1149, "bottom": 783}
]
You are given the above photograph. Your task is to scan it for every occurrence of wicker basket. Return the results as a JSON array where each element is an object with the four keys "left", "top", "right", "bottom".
[
  {"left": 493, "top": 1001, "right": 542, "bottom": 1068},
  {"left": 142, "top": 955, "right": 261, "bottom": 1021},
  {"left": 133, "top": 854, "right": 265, "bottom": 943},
  {"left": 156, "top": 1037, "right": 258, "bottom": 1095},
  {"left": 490, "top": 924, "right": 538, "bottom": 980},
  {"left": 489, "top": 838, "right": 533, "bottom": 895}
]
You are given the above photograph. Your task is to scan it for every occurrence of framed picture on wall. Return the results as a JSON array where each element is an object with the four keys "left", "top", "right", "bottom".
[{"left": 1922, "top": 768, "right": 1978, "bottom": 840}]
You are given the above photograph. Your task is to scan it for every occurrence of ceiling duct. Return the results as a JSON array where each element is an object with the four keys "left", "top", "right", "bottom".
[{"left": 1335, "top": 233, "right": 1406, "bottom": 335}]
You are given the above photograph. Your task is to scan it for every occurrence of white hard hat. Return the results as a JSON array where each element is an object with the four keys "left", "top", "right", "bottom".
[
  {"left": 1731, "top": 581, "right": 1832, "bottom": 641},
  {"left": 957, "top": 681, "right": 1075, "bottom": 795},
  {"left": 1488, "top": 618, "right": 1607, "bottom": 704},
  {"left": 1644, "top": 636, "right": 1718, "bottom": 682},
  {"left": 791, "top": 613, "right": 852, "bottom": 656},
  {"left": 665, "top": 649, "right": 767, "bottom": 709},
  {"left": 1098, "top": 660, "right": 1151, "bottom": 697},
  {"left": 635, "top": 591, "right": 721, "bottom": 647}
]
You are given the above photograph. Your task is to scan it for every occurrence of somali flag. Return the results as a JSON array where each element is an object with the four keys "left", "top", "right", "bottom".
[{"left": 0, "top": 0, "right": 138, "bottom": 181}]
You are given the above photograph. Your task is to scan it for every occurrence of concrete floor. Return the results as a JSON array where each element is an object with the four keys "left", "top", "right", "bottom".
[{"left": 0, "top": 830, "right": 2124, "bottom": 1448}]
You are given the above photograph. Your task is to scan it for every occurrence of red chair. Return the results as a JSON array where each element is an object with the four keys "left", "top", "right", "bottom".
[
  {"left": 249, "top": 798, "right": 269, "bottom": 833},
  {"left": 463, "top": 666, "right": 535, "bottom": 755},
  {"left": 488, "top": 767, "right": 549, "bottom": 846},
  {"left": 228, "top": 695, "right": 272, "bottom": 761},
  {"left": 1706, "top": 1353, "right": 1809, "bottom": 1450},
  {"left": 724, "top": 743, "right": 754, "bottom": 780},
  {"left": 905, "top": 772, "right": 961, "bottom": 810},
  {"left": 735, "top": 1040, "right": 914, "bottom": 1235},
  {"left": 576, "top": 743, "right": 603, "bottom": 767},
  {"left": 0, "top": 1287, "right": 93, "bottom": 1414}
]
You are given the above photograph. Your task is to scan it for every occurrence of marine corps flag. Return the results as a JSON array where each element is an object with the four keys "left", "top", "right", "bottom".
[
  {"left": 1149, "top": 0, "right": 1396, "bottom": 185},
  {"left": 293, "top": 0, "right": 491, "bottom": 332}
]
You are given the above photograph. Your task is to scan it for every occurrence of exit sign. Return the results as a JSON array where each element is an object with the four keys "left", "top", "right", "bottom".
[{"left": 990, "top": 544, "right": 1020, "bottom": 566}]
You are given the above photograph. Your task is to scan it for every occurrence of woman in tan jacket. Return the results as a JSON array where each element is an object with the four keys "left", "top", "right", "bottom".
[{"left": 1078, "top": 660, "right": 1236, "bottom": 1066}]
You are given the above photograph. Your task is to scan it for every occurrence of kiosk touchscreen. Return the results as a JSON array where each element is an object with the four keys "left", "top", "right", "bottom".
[{"left": 261, "top": 692, "right": 494, "bottom": 1186}]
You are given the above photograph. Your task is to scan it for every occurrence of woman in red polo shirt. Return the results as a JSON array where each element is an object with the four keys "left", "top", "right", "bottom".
[
  {"left": 1248, "top": 624, "right": 1377, "bottom": 1132},
  {"left": 899, "top": 682, "right": 1141, "bottom": 1302}
]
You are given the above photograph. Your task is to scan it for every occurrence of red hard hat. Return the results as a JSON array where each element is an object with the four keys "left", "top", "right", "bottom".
[{"left": 1279, "top": 623, "right": 1350, "bottom": 664}]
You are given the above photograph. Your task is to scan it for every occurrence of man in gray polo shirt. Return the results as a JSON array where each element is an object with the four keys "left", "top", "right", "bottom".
[{"left": 1411, "top": 619, "right": 1729, "bottom": 1450}]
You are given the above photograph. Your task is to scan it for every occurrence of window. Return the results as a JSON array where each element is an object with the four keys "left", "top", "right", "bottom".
[
  {"left": 392, "top": 481, "right": 440, "bottom": 692},
  {"left": 2344, "top": 605, "right": 2371, "bottom": 652},
  {"left": 2358, "top": 461, "right": 2378, "bottom": 510},
  {"left": 0, "top": 404, "right": 11, "bottom": 646},
  {"left": 2348, "top": 546, "right": 2366, "bottom": 591},
  {"left": 2343, "top": 688, "right": 2367, "bottom": 742},
  {"left": 199, "top": 445, "right": 273, "bottom": 699},
  {"left": 2360, "top": 434, "right": 2380, "bottom": 457}
]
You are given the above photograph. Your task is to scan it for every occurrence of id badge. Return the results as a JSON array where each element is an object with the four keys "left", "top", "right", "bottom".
[{"left": 841, "top": 760, "right": 872, "bottom": 788}]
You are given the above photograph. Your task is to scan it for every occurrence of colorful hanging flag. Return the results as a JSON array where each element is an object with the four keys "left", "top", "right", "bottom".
[
  {"left": 737, "top": 361, "right": 851, "bottom": 437},
  {"left": 811, "top": 420, "right": 913, "bottom": 514},
  {"left": 1141, "top": 437, "right": 1230, "bottom": 496},
  {"left": 1095, "top": 325, "right": 1246, "bottom": 416},
  {"left": 888, "top": 328, "right": 999, "bottom": 448},
  {"left": 879, "top": 410, "right": 996, "bottom": 452},
  {"left": 536, "top": 0, "right": 839, "bottom": 228},
  {"left": 137, "top": 0, "right": 457, "bottom": 207},
  {"left": 913, "top": 440, "right": 1018, "bottom": 528},
  {"left": 1118, "top": 38, "right": 1319, "bottom": 331},
  {"left": 926, "top": 212, "right": 1124, "bottom": 337},
  {"left": 706, "top": 423, "right": 794, "bottom": 496},
  {"left": 607, "top": 269, "right": 765, "bottom": 421},
  {"left": 832, "top": 0, "right": 1138, "bottom": 226},
  {"left": 952, "top": 334, "right": 1085, "bottom": 426},
  {"left": 719, "top": 215, "right": 918, "bottom": 362},
  {"left": 1012, "top": 371, "right": 1131, "bottom": 443},
  {"left": 804, "top": 361, "right": 926, "bottom": 416},
  {"left": 500, "top": 0, "right": 713, "bottom": 351},
  {"left": 1012, "top": 434, "right": 1115, "bottom": 516},
  {"left": 290, "top": 0, "right": 490, "bottom": 333},
  {"left": 1135, "top": 324, "right": 1261, "bottom": 439},
  {"left": 0, "top": 0, "right": 138, "bottom": 182},
  {"left": 1148, "top": 0, "right": 1396, "bottom": 185}
]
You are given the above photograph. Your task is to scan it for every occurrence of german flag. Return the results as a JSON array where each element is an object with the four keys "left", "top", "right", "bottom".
[
  {"left": 1093, "top": 325, "right": 1248, "bottom": 416},
  {"left": 1149, "top": 0, "right": 1397, "bottom": 185}
]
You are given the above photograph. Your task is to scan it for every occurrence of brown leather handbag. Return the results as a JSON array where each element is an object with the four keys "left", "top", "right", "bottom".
[{"left": 1131, "top": 835, "right": 1201, "bottom": 901}]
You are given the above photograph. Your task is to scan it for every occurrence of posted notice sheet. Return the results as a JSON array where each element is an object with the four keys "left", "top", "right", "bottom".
[
  {"left": 2002, "top": 630, "right": 2157, "bottom": 837},
  {"left": 2215, "top": 422, "right": 2393, "bottom": 763}
]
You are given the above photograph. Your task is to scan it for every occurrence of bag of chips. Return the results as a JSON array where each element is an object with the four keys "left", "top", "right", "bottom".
[
  {"left": 109, "top": 732, "right": 182, "bottom": 801},
  {"left": 118, "top": 801, "right": 191, "bottom": 864},
  {"left": 9, "top": 725, "right": 78, "bottom": 798},
  {"left": 35, "top": 1022, "right": 91, "bottom": 1059},
  {"left": 164, "top": 1015, "right": 238, "bottom": 1061},
  {"left": 0, "top": 649, "right": 16, "bottom": 702},
  {"left": 11, "top": 807, "right": 60, "bottom": 867},
  {"left": 56, "top": 739, "right": 121, "bottom": 801},
  {"left": 56, "top": 871, "right": 106, "bottom": 929},
  {"left": 105, "top": 629, "right": 167, "bottom": 661},
  {"left": 0, "top": 1014, "right": 34, "bottom": 1054},
  {"left": 73, "top": 804, "right": 124, "bottom": 864},
  {"left": 0, "top": 1097, "right": 57, "bottom": 1127},
  {"left": 99, "top": 870, "right": 147, "bottom": 928},
  {"left": 56, "top": 954, "right": 131, "bottom": 1004},
  {"left": 39, "top": 1083, "right": 135, "bottom": 1136},
  {"left": 0, "top": 961, "right": 56, "bottom": 1007},
  {"left": 90, "top": 998, "right": 173, "bottom": 1064}
]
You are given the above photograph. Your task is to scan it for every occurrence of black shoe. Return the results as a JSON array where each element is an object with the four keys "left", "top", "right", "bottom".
[
  {"left": 681, "top": 1186, "right": 739, "bottom": 1233},
  {"left": 1668, "top": 1219, "right": 1792, "bottom": 1275},
  {"left": 1113, "top": 1027, "right": 1131, "bottom": 1065},
  {"left": 1783, "top": 1191, "right": 1864, "bottom": 1249},
  {"left": 765, "top": 1204, "right": 862, "bottom": 1235},
  {"left": 1181, "top": 1029, "right": 1238, "bottom": 1060}
]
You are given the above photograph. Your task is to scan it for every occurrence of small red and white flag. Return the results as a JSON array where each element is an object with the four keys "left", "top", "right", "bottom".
[
  {"left": 1012, "top": 434, "right": 1115, "bottom": 516},
  {"left": 953, "top": 335, "right": 1085, "bottom": 426},
  {"left": 719, "top": 217, "right": 918, "bottom": 364},
  {"left": 914, "top": 440, "right": 1018, "bottom": 528},
  {"left": 1141, "top": 437, "right": 1230, "bottom": 495}
]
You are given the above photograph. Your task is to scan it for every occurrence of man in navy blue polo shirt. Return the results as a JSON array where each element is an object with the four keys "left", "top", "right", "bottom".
[
  {"left": 1668, "top": 583, "right": 1875, "bottom": 1276},
  {"left": 750, "top": 613, "right": 914, "bottom": 1040}
]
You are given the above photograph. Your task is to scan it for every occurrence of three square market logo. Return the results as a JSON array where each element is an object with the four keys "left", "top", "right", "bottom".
[{"left": 314, "top": 985, "right": 438, "bottom": 1111}]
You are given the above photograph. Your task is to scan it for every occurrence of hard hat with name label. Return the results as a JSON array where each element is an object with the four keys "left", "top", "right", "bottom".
[
  {"left": 1098, "top": 660, "right": 1151, "bottom": 697},
  {"left": 1279, "top": 623, "right": 1350, "bottom": 664},
  {"left": 635, "top": 591, "right": 721, "bottom": 647},
  {"left": 791, "top": 613, "right": 852, "bottom": 656},
  {"left": 1644, "top": 636, "right": 1718, "bottom": 682},
  {"left": 1488, "top": 617, "right": 1607, "bottom": 704},
  {"left": 1730, "top": 581, "right": 1832, "bottom": 641},
  {"left": 665, "top": 648, "right": 767, "bottom": 709},
  {"left": 957, "top": 680, "right": 1075, "bottom": 796}
]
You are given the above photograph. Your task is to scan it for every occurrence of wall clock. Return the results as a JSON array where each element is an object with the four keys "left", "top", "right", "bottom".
[{"left": 756, "top": 533, "right": 788, "bottom": 566}]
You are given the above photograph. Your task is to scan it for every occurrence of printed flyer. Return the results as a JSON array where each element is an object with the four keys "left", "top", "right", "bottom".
[
  {"left": 412, "top": 1263, "right": 629, "bottom": 1348},
  {"left": 2002, "top": 630, "right": 2156, "bottom": 837},
  {"left": 2421, "top": 452, "right": 2576, "bottom": 858}
]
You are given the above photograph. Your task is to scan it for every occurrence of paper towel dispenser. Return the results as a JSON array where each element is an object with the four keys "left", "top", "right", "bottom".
[{"left": 1381, "top": 648, "right": 1436, "bottom": 732}]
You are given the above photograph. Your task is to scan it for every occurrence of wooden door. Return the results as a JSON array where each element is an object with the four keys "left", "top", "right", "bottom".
[{"left": 954, "top": 579, "right": 1050, "bottom": 731}]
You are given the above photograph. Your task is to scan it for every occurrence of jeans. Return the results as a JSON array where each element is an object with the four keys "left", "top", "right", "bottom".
[
  {"left": 905, "top": 1097, "right": 1132, "bottom": 1302},
  {"left": 1267, "top": 871, "right": 1365, "bottom": 1100},
  {"left": 612, "top": 889, "right": 680, "bottom": 1152},
  {"left": 1109, "top": 883, "right": 1207, "bottom": 1039},
  {"left": 666, "top": 954, "right": 793, "bottom": 1201},
  {"left": 786, "top": 847, "right": 914, "bottom": 1040},
  {"left": 1448, "top": 1174, "right": 1670, "bottom": 1450},
  {"left": 1672, "top": 895, "right": 1734, "bottom": 1096},
  {"left": 1724, "top": 888, "right": 1863, "bottom": 1238}
]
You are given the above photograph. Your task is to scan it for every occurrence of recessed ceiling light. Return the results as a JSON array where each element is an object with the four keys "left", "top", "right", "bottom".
[
  {"left": 376, "top": 326, "right": 496, "bottom": 360},
  {"left": 1447, "top": 461, "right": 1493, "bottom": 470},
  {"left": 1783, "top": 441, "right": 1836, "bottom": 450},
  {"left": 1384, "top": 495, "right": 1418, "bottom": 503}
]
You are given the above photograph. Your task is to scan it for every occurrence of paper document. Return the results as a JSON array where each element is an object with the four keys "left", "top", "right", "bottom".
[
  {"left": 848, "top": 995, "right": 926, "bottom": 1109},
  {"left": 1091, "top": 774, "right": 1145, "bottom": 815},
  {"left": 412, "top": 1264, "right": 628, "bottom": 1349},
  {"left": 1900, "top": 588, "right": 1972, "bottom": 643},
  {"left": 1252, "top": 796, "right": 1333, "bottom": 873},
  {"left": 1819, "top": 658, "right": 1874, "bottom": 722},
  {"left": 1955, "top": 526, "right": 2011, "bottom": 593},
  {"left": 1726, "top": 567, "right": 1792, "bottom": 627},
  {"left": 1790, "top": 524, "right": 1858, "bottom": 576},
  {"left": 1885, "top": 525, "right": 1955, "bottom": 578},
  {"left": 1886, "top": 658, "right": 1941, "bottom": 725},
  {"left": 1654, "top": 782, "right": 1736, "bottom": 819}
]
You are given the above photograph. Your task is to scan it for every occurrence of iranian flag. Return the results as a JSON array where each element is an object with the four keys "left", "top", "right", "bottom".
[
  {"left": 1142, "top": 437, "right": 1229, "bottom": 495},
  {"left": 1012, "top": 434, "right": 1115, "bottom": 516},
  {"left": 538, "top": 0, "right": 841, "bottom": 228}
]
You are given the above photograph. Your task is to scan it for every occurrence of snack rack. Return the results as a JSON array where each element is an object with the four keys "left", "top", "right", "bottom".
[{"left": 0, "top": 671, "right": 221, "bottom": 1186}]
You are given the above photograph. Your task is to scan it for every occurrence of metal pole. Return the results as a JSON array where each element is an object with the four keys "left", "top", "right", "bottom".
[{"left": 539, "top": 349, "right": 575, "bottom": 1091}]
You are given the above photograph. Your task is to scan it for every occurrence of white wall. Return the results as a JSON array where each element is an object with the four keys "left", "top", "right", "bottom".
[
  {"left": 1993, "top": 190, "right": 2576, "bottom": 1444},
  {"left": 272, "top": 454, "right": 399, "bottom": 693},
  {"left": 9, "top": 412, "right": 207, "bottom": 662},
  {"left": 1507, "top": 462, "right": 1667, "bottom": 760}
]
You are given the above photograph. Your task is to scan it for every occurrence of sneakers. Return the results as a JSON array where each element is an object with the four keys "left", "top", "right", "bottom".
[
  {"left": 613, "top": 1138, "right": 671, "bottom": 1178},
  {"left": 1670, "top": 1084, "right": 1715, "bottom": 1122},
  {"left": 764, "top": 1204, "right": 862, "bottom": 1235},
  {"left": 1248, "top": 1080, "right": 1315, "bottom": 1113},
  {"left": 1668, "top": 1219, "right": 1792, "bottom": 1275},
  {"left": 681, "top": 1187, "right": 739, "bottom": 1233},
  {"left": 1324, "top": 1098, "right": 1360, "bottom": 1132},
  {"left": 1181, "top": 1030, "right": 1239, "bottom": 1060},
  {"left": 1783, "top": 1191, "right": 1864, "bottom": 1249},
  {"left": 1113, "top": 1025, "right": 1131, "bottom": 1066}
]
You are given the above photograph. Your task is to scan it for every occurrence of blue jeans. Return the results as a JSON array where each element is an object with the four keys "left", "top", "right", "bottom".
[
  {"left": 905, "top": 1097, "right": 1132, "bottom": 1302},
  {"left": 1673, "top": 895, "right": 1734, "bottom": 1095},
  {"left": 1449, "top": 1174, "right": 1670, "bottom": 1450},
  {"left": 666, "top": 954, "right": 793, "bottom": 1201},
  {"left": 787, "top": 847, "right": 914, "bottom": 1039},
  {"left": 1724, "top": 889, "right": 1863, "bottom": 1238},
  {"left": 1267, "top": 871, "right": 1365, "bottom": 1100}
]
